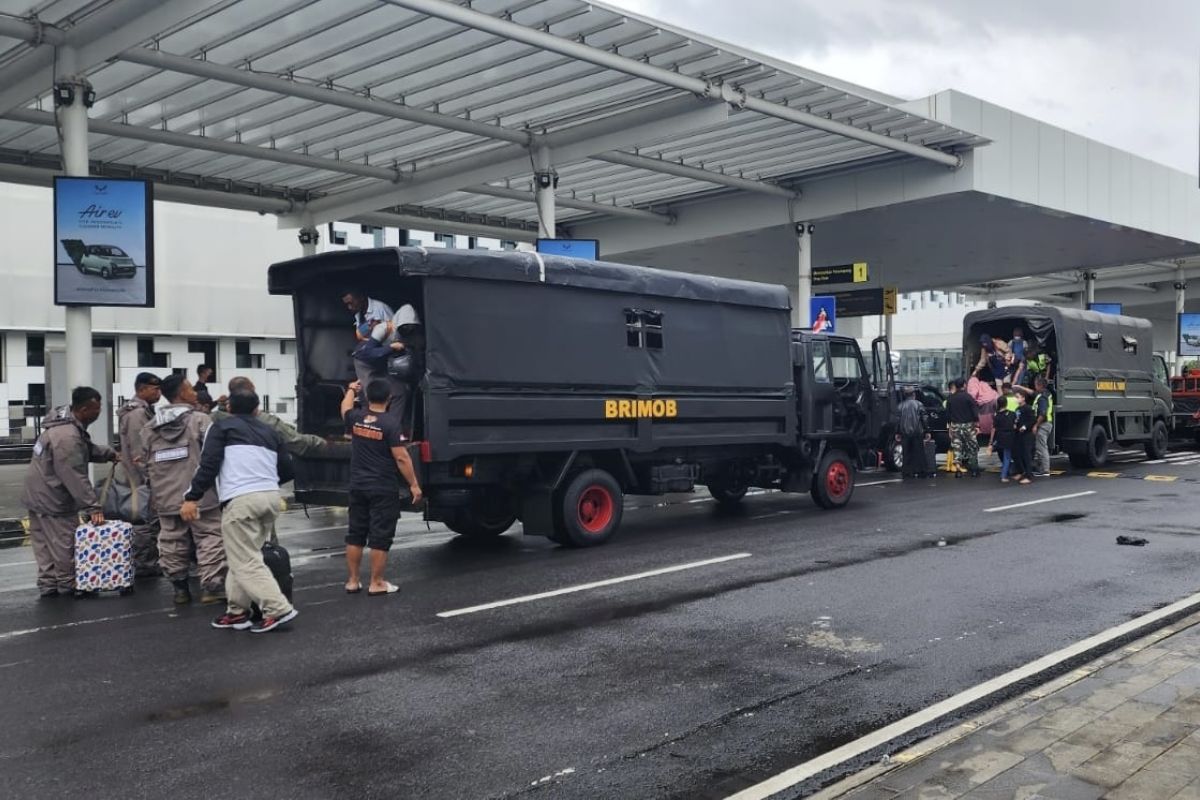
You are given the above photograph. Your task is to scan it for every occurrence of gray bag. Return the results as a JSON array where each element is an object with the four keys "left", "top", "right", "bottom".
[{"left": 99, "top": 463, "right": 151, "bottom": 524}]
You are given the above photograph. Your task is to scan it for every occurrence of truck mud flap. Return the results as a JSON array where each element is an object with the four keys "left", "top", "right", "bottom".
[{"left": 520, "top": 488, "right": 556, "bottom": 536}]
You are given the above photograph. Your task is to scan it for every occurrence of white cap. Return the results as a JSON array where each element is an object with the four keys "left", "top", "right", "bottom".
[{"left": 393, "top": 304, "right": 421, "bottom": 328}]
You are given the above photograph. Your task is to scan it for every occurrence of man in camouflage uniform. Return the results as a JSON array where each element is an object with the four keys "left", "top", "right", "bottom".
[{"left": 945, "top": 378, "right": 981, "bottom": 476}]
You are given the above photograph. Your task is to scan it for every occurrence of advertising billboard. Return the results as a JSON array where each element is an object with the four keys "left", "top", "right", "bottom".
[
  {"left": 1088, "top": 303, "right": 1123, "bottom": 315},
  {"left": 810, "top": 296, "right": 836, "bottom": 333},
  {"left": 1181, "top": 313, "right": 1200, "bottom": 357},
  {"left": 54, "top": 177, "right": 154, "bottom": 307},
  {"left": 536, "top": 238, "right": 599, "bottom": 260}
]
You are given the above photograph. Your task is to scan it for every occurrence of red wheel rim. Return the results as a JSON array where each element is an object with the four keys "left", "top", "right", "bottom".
[
  {"left": 826, "top": 461, "right": 850, "bottom": 498},
  {"left": 577, "top": 486, "right": 614, "bottom": 533}
]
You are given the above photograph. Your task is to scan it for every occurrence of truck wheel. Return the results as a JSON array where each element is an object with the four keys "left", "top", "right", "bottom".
[
  {"left": 444, "top": 493, "right": 518, "bottom": 540},
  {"left": 1084, "top": 425, "right": 1109, "bottom": 468},
  {"left": 811, "top": 450, "right": 854, "bottom": 510},
  {"left": 707, "top": 474, "right": 748, "bottom": 508},
  {"left": 884, "top": 439, "right": 903, "bottom": 472},
  {"left": 1145, "top": 420, "right": 1169, "bottom": 460},
  {"left": 558, "top": 469, "right": 623, "bottom": 547}
]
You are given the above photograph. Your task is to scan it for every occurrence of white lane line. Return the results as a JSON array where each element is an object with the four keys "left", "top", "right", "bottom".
[
  {"left": 726, "top": 589, "right": 1200, "bottom": 800},
  {"left": 983, "top": 491, "right": 1096, "bottom": 514},
  {"left": 436, "top": 552, "right": 752, "bottom": 619},
  {"left": 858, "top": 479, "right": 902, "bottom": 487},
  {"left": 0, "top": 609, "right": 168, "bottom": 641},
  {"left": 0, "top": 560, "right": 35, "bottom": 569}
]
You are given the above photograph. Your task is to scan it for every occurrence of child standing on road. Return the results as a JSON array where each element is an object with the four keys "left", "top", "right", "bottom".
[{"left": 990, "top": 404, "right": 1016, "bottom": 483}]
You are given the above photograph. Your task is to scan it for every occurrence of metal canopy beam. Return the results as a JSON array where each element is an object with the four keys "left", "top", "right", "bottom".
[
  {"left": 382, "top": 0, "right": 962, "bottom": 169},
  {"left": 351, "top": 211, "right": 538, "bottom": 243},
  {"left": 592, "top": 151, "right": 797, "bottom": 199},
  {"left": 0, "top": 0, "right": 213, "bottom": 116},
  {"left": 467, "top": 184, "right": 671, "bottom": 223},
  {"left": 292, "top": 96, "right": 729, "bottom": 225},
  {"left": 119, "top": 48, "right": 532, "bottom": 146},
  {"left": 5, "top": 108, "right": 399, "bottom": 182}
]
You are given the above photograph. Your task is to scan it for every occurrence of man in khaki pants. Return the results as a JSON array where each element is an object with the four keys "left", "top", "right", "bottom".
[{"left": 181, "top": 389, "right": 297, "bottom": 633}]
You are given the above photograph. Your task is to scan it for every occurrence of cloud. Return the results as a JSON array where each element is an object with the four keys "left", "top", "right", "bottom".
[{"left": 610, "top": 0, "right": 1200, "bottom": 173}]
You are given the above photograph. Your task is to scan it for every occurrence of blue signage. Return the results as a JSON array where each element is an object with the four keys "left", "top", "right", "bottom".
[
  {"left": 54, "top": 176, "right": 154, "bottom": 308},
  {"left": 536, "top": 238, "right": 599, "bottom": 260},
  {"left": 810, "top": 296, "right": 837, "bottom": 333},
  {"left": 1088, "top": 303, "right": 1123, "bottom": 315},
  {"left": 1181, "top": 313, "right": 1200, "bottom": 357}
]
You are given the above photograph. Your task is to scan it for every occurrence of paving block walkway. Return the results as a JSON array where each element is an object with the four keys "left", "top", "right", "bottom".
[{"left": 820, "top": 613, "right": 1200, "bottom": 800}]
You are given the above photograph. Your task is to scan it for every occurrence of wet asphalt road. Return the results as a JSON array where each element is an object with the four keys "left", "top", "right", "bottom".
[{"left": 1, "top": 448, "right": 1200, "bottom": 800}]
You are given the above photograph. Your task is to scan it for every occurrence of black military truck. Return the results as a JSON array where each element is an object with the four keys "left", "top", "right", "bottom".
[
  {"left": 964, "top": 306, "right": 1173, "bottom": 467},
  {"left": 268, "top": 247, "right": 894, "bottom": 546}
]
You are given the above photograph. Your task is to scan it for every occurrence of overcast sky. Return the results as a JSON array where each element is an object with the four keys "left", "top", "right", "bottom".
[{"left": 611, "top": 0, "right": 1200, "bottom": 174}]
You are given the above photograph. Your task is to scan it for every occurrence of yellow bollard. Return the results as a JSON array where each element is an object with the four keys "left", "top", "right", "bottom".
[{"left": 943, "top": 447, "right": 957, "bottom": 473}]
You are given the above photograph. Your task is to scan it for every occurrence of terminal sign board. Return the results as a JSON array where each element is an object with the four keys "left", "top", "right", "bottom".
[
  {"left": 54, "top": 176, "right": 155, "bottom": 307},
  {"left": 827, "top": 286, "right": 898, "bottom": 318},
  {"left": 536, "top": 238, "right": 599, "bottom": 260},
  {"left": 812, "top": 262, "right": 869, "bottom": 286}
]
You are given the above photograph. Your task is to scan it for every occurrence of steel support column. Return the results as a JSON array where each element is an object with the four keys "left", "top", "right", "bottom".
[
  {"left": 533, "top": 144, "right": 556, "bottom": 240},
  {"left": 1084, "top": 271, "right": 1097, "bottom": 307},
  {"left": 796, "top": 223, "right": 813, "bottom": 328},
  {"left": 57, "top": 47, "right": 92, "bottom": 393}
]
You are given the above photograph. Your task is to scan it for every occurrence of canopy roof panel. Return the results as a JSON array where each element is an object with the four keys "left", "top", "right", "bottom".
[{"left": 0, "top": 0, "right": 986, "bottom": 234}]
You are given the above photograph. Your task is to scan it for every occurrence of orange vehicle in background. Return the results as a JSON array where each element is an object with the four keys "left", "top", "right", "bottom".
[{"left": 1170, "top": 369, "right": 1200, "bottom": 445}]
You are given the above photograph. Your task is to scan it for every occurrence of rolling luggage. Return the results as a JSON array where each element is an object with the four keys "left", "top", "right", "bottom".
[
  {"left": 75, "top": 521, "right": 135, "bottom": 593},
  {"left": 924, "top": 439, "right": 938, "bottom": 476}
]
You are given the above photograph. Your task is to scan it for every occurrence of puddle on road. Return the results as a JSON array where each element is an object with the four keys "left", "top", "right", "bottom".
[
  {"left": 145, "top": 687, "right": 283, "bottom": 723},
  {"left": 1049, "top": 513, "right": 1087, "bottom": 523}
]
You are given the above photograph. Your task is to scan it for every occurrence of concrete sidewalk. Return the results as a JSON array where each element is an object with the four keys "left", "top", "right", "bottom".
[{"left": 818, "top": 614, "right": 1200, "bottom": 800}]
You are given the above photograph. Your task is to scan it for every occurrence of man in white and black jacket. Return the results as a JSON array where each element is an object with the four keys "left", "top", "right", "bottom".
[{"left": 181, "top": 389, "right": 298, "bottom": 634}]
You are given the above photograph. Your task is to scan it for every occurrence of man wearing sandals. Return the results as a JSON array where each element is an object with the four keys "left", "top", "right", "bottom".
[{"left": 340, "top": 380, "right": 423, "bottom": 596}]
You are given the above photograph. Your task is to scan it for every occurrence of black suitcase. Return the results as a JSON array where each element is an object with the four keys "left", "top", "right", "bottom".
[
  {"left": 250, "top": 541, "right": 294, "bottom": 620},
  {"left": 924, "top": 440, "right": 938, "bottom": 475}
]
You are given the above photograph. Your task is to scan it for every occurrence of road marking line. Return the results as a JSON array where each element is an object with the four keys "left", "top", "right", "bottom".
[
  {"left": 725, "top": 589, "right": 1200, "bottom": 800},
  {"left": 1087, "top": 471, "right": 1121, "bottom": 479},
  {"left": 0, "top": 609, "right": 167, "bottom": 641},
  {"left": 983, "top": 491, "right": 1096, "bottom": 514},
  {"left": 0, "top": 560, "right": 35, "bottom": 569},
  {"left": 436, "top": 553, "right": 752, "bottom": 618},
  {"left": 858, "top": 479, "right": 902, "bottom": 487},
  {"left": 1145, "top": 475, "right": 1179, "bottom": 482}
]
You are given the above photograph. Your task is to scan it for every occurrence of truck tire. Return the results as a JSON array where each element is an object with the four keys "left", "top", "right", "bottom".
[
  {"left": 1084, "top": 425, "right": 1109, "bottom": 468},
  {"left": 883, "top": 438, "right": 903, "bottom": 472},
  {"left": 707, "top": 474, "right": 748, "bottom": 508},
  {"left": 444, "top": 492, "right": 518, "bottom": 540},
  {"left": 1145, "top": 420, "right": 1169, "bottom": 460},
  {"left": 557, "top": 469, "right": 623, "bottom": 547},
  {"left": 811, "top": 450, "right": 854, "bottom": 510}
]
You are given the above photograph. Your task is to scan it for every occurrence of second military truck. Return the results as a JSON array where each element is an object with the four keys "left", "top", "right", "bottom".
[
  {"left": 964, "top": 306, "right": 1172, "bottom": 467},
  {"left": 268, "top": 247, "right": 895, "bottom": 547}
]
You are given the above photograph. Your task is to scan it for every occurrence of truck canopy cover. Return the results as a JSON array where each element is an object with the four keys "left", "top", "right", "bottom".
[
  {"left": 268, "top": 247, "right": 791, "bottom": 311},
  {"left": 963, "top": 305, "right": 1153, "bottom": 376}
]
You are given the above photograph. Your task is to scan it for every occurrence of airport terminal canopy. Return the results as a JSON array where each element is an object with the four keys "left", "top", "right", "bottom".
[{"left": 0, "top": 0, "right": 985, "bottom": 238}]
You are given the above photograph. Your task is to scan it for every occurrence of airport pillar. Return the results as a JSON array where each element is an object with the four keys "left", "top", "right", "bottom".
[
  {"left": 57, "top": 47, "right": 93, "bottom": 392},
  {"left": 533, "top": 144, "right": 556, "bottom": 240},
  {"left": 795, "top": 222, "right": 813, "bottom": 328},
  {"left": 1084, "top": 271, "right": 1096, "bottom": 308},
  {"left": 1176, "top": 263, "right": 1188, "bottom": 375}
]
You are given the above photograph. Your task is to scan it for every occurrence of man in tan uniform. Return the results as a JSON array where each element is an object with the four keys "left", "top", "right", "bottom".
[
  {"left": 142, "top": 374, "right": 226, "bottom": 606},
  {"left": 22, "top": 386, "right": 119, "bottom": 598},
  {"left": 117, "top": 371, "right": 161, "bottom": 577}
]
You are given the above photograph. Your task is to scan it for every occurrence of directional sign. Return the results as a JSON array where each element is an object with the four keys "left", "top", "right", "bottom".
[
  {"left": 812, "top": 262, "right": 869, "bottom": 286},
  {"left": 828, "top": 288, "right": 884, "bottom": 317},
  {"left": 883, "top": 286, "right": 898, "bottom": 315}
]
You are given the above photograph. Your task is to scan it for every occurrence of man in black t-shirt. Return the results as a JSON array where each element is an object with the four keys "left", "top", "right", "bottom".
[{"left": 340, "top": 380, "right": 423, "bottom": 596}]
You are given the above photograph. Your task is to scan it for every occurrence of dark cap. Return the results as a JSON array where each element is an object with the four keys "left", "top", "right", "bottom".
[
  {"left": 134, "top": 372, "right": 161, "bottom": 388},
  {"left": 979, "top": 333, "right": 992, "bottom": 345}
]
